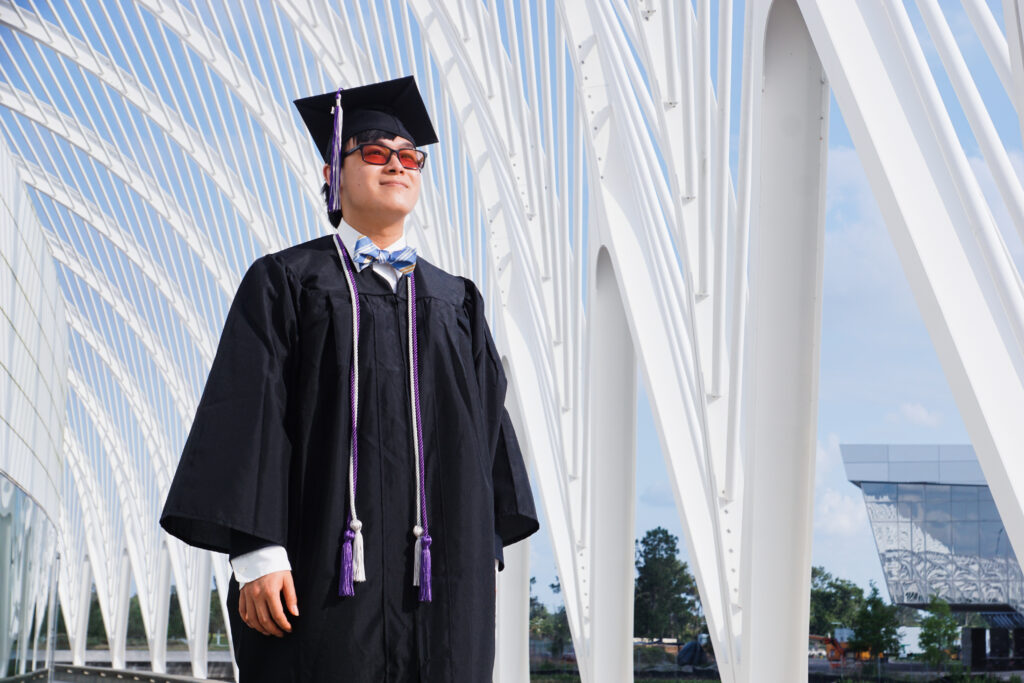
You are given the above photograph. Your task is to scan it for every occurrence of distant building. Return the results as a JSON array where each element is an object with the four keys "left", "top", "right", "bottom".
[
  {"left": 899, "top": 626, "right": 923, "bottom": 657},
  {"left": 842, "top": 445, "right": 1024, "bottom": 627}
]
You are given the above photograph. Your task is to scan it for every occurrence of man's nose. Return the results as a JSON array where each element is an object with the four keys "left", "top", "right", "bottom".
[{"left": 384, "top": 153, "right": 405, "bottom": 172}]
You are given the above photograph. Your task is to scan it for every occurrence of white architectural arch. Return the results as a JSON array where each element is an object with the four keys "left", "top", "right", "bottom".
[{"left": 3, "top": 2, "right": 1024, "bottom": 682}]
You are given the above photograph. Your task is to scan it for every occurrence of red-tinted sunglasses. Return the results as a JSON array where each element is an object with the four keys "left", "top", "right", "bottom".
[{"left": 342, "top": 143, "right": 427, "bottom": 170}]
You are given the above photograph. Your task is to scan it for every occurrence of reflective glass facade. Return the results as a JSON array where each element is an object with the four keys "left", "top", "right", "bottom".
[
  {"left": 0, "top": 473, "right": 58, "bottom": 678},
  {"left": 844, "top": 445, "right": 1024, "bottom": 615},
  {"left": 863, "top": 482, "right": 1023, "bottom": 609}
]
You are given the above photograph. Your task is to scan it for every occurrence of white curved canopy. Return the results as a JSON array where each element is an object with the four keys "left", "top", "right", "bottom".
[{"left": 2, "top": 2, "right": 1024, "bottom": 682}]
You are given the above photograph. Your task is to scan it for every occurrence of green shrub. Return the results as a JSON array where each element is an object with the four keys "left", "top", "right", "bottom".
[{"left": 633, "top": 644, "right": 674, "bottom": 666}]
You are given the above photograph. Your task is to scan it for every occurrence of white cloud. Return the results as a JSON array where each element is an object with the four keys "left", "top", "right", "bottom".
[
  {"left": 812, "top": 431, "right": 887, "bottom": 591},
  {"left": 639, "top": 479, "right": 676, "bottom": 508},
  {"left": 815, "top": 433, "right": 842, "bottom": 487},
  {"left": 814, "top": 434, "right": 867, "bottom": 537},
  {"left": 814, "top": 487, "right": 868, "bottom": 537},
  {"left": 886, "top": 401, "right": 941, "bottom": 428}
]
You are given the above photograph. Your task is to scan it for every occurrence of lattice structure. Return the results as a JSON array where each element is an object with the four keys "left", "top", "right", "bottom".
[{"left": 2, "top": 1, "right": 1024, "bottom": 682}]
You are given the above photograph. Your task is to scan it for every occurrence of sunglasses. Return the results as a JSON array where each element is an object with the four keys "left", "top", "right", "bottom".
[{"left": 342, "top": 143, "right": 427, "bottom": 170}]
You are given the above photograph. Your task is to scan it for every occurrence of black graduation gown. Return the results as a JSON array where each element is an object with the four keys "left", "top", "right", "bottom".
[{"left": 159, "top": 235, "right": 539, "bottom": 682}]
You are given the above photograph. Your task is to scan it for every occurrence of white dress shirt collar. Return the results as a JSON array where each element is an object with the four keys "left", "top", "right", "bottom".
[
  {"left": 335, "top": 218, "right": 407, "bottom": 257},
  {"left": 335, "top": 219, "right": 409, "bottom": 292}
]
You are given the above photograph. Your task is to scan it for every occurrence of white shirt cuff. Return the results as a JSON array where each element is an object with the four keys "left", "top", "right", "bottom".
[
  {"left": 231, "top": 547, "right": 498, "bottom": 585},
  {"left": 230, "top": 544, "right": 291, "bottom": 587}
]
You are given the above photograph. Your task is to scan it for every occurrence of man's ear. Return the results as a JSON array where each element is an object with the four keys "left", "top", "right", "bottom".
[{"left": 324, "top": 162, "right": 344, "bottom": 195}]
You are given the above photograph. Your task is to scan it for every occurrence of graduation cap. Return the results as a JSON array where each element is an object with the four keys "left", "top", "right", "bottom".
[{"left": 294, "top": 76, "right": 439, "bottom": 212}]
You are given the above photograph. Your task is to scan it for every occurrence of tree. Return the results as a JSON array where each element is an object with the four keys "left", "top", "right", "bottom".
[
  {"left": 848, "top": 583, "right": 901, "bottom": 663},
  {"left": 809, "top": 566, "right": 864, "bottom": 636},
  {"left": 167, "top": 586, "right": 185, "bottom": 640},
  {"left": 919, "top": 595, "right": 960, "bottom": 672},
  {"left": 547, "top": 606, "right": 571, "bottom": 658},
  {"left": 633, "top": 527, "right": 701, "bottom": 640},
  {"left": 529, "top": 577, "right": 552, "bottom": 639},
  {"left": 208, "top": 589, "right": 226, "bottom": 637},
  {"left": 541, "top": 574, "right": 572, "bottom": 658},
  {"left": 127, "top": 595, "right": 146, "bottom": 642},
  {"left": 86, "top": 589, "right": 104, "bottom": 643}
]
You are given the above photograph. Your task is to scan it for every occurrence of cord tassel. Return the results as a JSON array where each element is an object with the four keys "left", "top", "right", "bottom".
[
  {"left": 339, "top": 528, "right": 355, "bottom": 596},
  {"left": 413, "top": 535, "right": 422, "bottom": 586},
  {"left": 335, "top": 237, "right": 364, "bottom": 596},
  {"left": 328, "top": 89, "right": 344, "bottom": 212},
  {"left": 351, "top": 520, "right": 365, "bottom": 582},
  {"left": 418, "top": 534, "right": 432, "bottom": 602}
]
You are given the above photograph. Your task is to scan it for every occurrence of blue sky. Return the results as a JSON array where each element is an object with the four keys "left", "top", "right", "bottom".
[{"left": 529, "top": 0, "right": 1024, "bottom": 611}]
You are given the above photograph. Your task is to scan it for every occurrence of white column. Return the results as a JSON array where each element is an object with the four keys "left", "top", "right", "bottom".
[
  {"left": 741, "top": 1, "right": 829, "bottom": 681},
  {"left": 69, "top": 562, "right": 91, "bottom": 666},
  {"left": 149, "top": 545, "right": 171, "bottom": 674},
  {"left": 587, "top": 248, "right": 638, "bottom": 683},
  {"left": 495, "top": 540, "right": 531, "bottom": 683},
  {"left": 108, "top": 551, "right": 131, "bottom": 670},
  {"left": 189, "top": 550, "right": 212, "bottom": 679}
]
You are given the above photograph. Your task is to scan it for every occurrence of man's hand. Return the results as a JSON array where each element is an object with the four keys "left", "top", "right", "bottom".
[{"left": 238, "top": 570, "right": 299, "bottom": 637}]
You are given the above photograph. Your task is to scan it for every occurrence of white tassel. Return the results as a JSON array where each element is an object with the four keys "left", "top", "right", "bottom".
[
  {"left": 412, "top": 525, "right": 423, "bottom": 587},
  {"left": 352, "top": 521, "right": 366, "bottom": 583}
]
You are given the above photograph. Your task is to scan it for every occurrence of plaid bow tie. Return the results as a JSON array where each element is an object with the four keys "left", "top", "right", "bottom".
[{"left": 352, "top": 236, "right": 417, "bottom": 274}]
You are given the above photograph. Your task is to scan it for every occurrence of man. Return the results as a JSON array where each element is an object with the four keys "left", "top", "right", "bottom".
[{"left": 160, "top": 76, "right": 539, "bottom": 682}]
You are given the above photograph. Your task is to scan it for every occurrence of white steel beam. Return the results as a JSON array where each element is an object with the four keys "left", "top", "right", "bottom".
[
  {"left": 15, "top": 157, "right": 235, "bottom": 301},
  {"left": 801, "top": 0, "right": 1024, "bottom": 626},
  {"left": 0, "top": 78, "right": 281, "bottom": 253},
  {"left": 560, "top": 2, "right": 740, "bottom": 679},
  {"left": 61, "top": 432, "right": 117, "bottom": 663}
]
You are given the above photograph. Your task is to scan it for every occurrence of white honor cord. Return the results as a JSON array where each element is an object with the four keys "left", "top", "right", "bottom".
[
  {"left": 334, "top": 234, "right": 365, "bottom": 582},
  {"left": 409, "top": 276, "right": 425, "bottom": 586}
]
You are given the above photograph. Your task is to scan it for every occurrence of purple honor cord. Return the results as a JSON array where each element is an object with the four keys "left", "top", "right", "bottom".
[
  {"left": 338, "top": 241, "right": 362, "bottom": 596},
  {"left": 335, "top": 234, "right": 432, "bottom": 602},
  {"left": 411, "top": 275, "right": 432, "bottom": 601}
]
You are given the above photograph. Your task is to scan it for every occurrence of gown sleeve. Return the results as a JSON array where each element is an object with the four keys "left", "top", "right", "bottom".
[
  {"left": 160, "top": 254, "right": 298, "bottom": 554},
  {"left": 464, "top": 279, "right": 540, "bottom": 570}
]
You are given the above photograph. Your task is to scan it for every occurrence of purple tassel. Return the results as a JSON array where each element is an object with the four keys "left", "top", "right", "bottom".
[
  {"left": 328, "top": 89, "right": 344, "bottom": 212},
  {"left": 418, "top": 534, "right": 432, "bottom": 602},
  {"left": 339, "top": 528, "right": 355, "bottom": 596}
]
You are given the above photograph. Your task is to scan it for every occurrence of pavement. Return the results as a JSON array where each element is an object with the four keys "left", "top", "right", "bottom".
[
  {"left": 52, "top": 650, "right": 234, "bottom": 664},
  {"left": 809, "top": 656, "right": 1024, "bottom": 680}
]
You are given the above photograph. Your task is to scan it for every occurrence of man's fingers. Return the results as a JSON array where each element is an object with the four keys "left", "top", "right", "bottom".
[
  {"left": 238, "top": 571, "right": 297, "bottom": 637},
  {"left": 241, "top": 591, "right": 258, "bottom": 631},
  {"left": 255, "top": 600, "right": 284, "bottom": 637},
  {"left": 268, "top": 590, "right": 292, "bottom": 633},
  {"left": 282, "top": 573, "right": 299, "bottom": 617},
  {"left": 242, "top": 592, "right": 262, "bottom": 634}
]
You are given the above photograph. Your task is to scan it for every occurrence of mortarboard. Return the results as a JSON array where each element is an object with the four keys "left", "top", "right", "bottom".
[{"left": 294, "top": 76, "right": 438, "bottom": 212}]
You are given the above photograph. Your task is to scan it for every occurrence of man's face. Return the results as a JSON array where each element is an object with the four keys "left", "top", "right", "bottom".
[{"left": 325, "top": 135, "right": 422, "bottom": 226}]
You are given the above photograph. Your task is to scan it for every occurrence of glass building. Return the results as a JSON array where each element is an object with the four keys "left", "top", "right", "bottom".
[
  {"left": 1, "top": 130, "right": 64, "bottom": 676},
  {"left": 842, "top": 445, "right": 1024, "bottom": 625}
]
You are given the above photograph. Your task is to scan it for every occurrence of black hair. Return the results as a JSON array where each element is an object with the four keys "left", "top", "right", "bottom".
[{"left": 322, "top": 128, "right": 401, "bottom": 227}]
